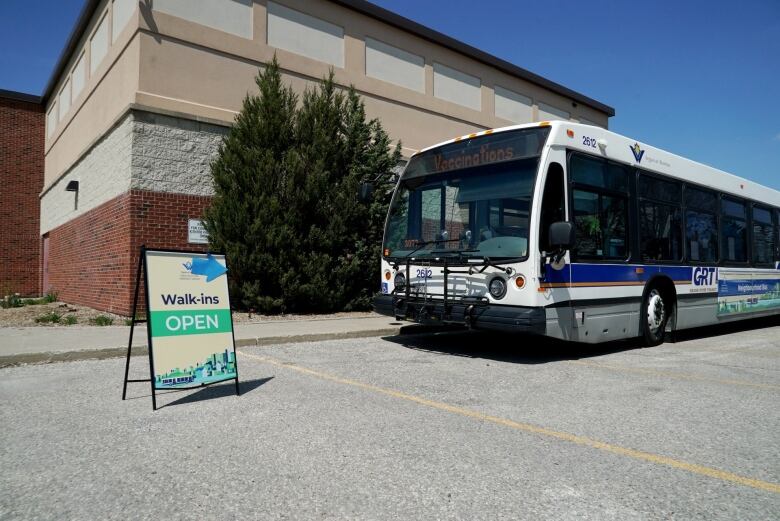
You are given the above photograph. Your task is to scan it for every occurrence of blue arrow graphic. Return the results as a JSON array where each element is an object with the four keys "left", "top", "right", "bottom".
[{"left": 189, "top": 254, "right": 227, "bottom": 282}]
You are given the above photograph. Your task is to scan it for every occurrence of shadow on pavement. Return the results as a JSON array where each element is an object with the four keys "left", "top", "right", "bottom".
[
  {"left": 160, "top": 377, "right": 274, "bottom": 408},
  {"left": 671, "top": 314, "right": 780, "bottom": 342},
  {"left": 384, "top": 314, "right": 780, "bottom": 365},
  {"left": 384, "top": 329, "right": 637, "bottom": 365}
]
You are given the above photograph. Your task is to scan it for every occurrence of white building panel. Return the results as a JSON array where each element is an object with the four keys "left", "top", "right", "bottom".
[
  {"left": 365, "top": 38, "right": 424, "bottom": 93},
  {"left": 267, "top": 1, "right": 344, "bottom": 67},
  {"left": 90, "top": 13, "right": 109, "bottom": 75},
  {"left": 494, "top": 85, "right": 532, "bottom": 123},
  {"left": 538, "top": 101, "right": 570, "bottom": 121},
  {"left": 71, "top": 54, "right": 86, "bottom": 101},
  {"left": 47, "top": 106, "right": 57, "bottom": 138},
  {"left": 58, "top": 80, "right": 71, "bottom": 121},
  {"left": 112, "top": 0, "right": 136, "bottom": 42},
  {"left": 433, "top": 63, "right": 481, "bottom": 111},
  {"left": 154, "top": 0, "right": 253, "bottom": 39}
]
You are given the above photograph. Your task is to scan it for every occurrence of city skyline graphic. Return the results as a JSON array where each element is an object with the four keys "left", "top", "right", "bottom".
[{"left": 155, "top": 349, "right": 237, "bottom": 389}]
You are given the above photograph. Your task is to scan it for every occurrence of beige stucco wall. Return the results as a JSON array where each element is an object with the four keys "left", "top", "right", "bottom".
[
  {"left": 44, "top": 0, "right": 140, "bottom": 189},
  {"left": 44, "top": 0, "right": 610, "bottom": 191}
]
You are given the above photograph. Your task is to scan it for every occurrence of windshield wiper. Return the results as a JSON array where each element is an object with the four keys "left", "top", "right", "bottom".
[
  {"left": 400, "top": 238, "right": 461, "bottom": 259},
  {"left": 429, "top": 247, "right": 479, "bottom": 258}
]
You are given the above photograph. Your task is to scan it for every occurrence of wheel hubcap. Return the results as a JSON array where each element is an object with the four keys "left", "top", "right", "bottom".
[{"left": 646, "top": 290, "right": 665, "bottom": 334}]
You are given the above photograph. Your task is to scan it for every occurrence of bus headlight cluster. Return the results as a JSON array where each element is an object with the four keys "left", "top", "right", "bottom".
[
  {"left": 488, "top": 277, "right": 507, "bottom": 299},
  {"left": 394, "top": 272, "right": 406, "bottom": 290}
]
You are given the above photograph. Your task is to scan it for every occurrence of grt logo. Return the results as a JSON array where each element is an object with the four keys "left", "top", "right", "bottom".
[{"left": 692, "top": 267, "right": 717, "bottom": 286}]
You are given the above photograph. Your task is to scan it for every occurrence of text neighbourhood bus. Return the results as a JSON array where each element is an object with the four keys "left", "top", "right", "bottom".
[{"left": 374, "top": 121, "right": 780, "bottom": 345}]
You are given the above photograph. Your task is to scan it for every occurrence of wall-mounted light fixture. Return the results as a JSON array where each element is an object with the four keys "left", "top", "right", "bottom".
[{"left": 65, "top": 180, "right": 79, "bottom": 210}]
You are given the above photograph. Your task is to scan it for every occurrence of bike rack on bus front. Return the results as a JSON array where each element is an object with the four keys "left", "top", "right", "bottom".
[{"left": 393, "top": 255, "right": 490, "bottom": 326}]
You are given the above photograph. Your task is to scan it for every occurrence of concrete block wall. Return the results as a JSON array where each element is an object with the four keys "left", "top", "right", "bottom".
[
  {"left": 131, "top": 111, "right": 227, "bottom": 196},
  {"left": 42, "top": 110, "right": 227, "bottom": 235},
  {"left": 41, "top": 113, "right": 134, "bottom": 234}
]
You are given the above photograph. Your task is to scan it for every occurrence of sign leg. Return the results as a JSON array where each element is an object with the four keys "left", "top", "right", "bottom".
[
  {"left": 141, "top": 246, "right": 158, "bottom": 411},
  {"left": 122, "top": 246, "right": 144, "bottom": 400}
]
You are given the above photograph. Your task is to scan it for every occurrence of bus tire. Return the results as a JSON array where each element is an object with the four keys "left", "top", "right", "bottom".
[{"left": 641, "top": 287, "right": 668, "bottom": 346}]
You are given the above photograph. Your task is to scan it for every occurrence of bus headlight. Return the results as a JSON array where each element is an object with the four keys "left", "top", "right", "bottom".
[
  {"left": 489, "top": 277, "right": 507, "bottom": 299},
  {"left": 394, "top": 272, "right": 406, "bottom": 290}
]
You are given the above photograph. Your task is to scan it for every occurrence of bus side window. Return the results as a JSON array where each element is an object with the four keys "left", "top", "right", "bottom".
[
  {"left": 569, "top": 153, "right": 629, "bottom": 261},
  {"left": 538, "top": 162, "right": 565, "bottom": 252},
  {"left": 720, "top": 196, "right": 748, "bottom": 263},
  {"left": 752, "top": 205, "right": 774, "bottom": 267},
  {"left": 638, "top": 174, "right": 683, "bottom": 262},
  {"left": 775, "top": 210, "right": 780, "bottom": 263},
  {"left": 684, "top": 186, "right": 718, "bottom": 263}
]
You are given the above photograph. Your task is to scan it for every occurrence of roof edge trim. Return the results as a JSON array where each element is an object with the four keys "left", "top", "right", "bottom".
[
  {"left": 0, "top": 89, "right": 42, "bottom": 104},
  {"left": 331, "top": 0, "right": 615, "bottom": 116}
]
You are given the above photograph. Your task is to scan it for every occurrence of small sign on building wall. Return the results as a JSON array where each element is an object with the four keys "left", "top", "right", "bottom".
[{"left": 188, "top": 219, "right": 209, "bottom": 244}]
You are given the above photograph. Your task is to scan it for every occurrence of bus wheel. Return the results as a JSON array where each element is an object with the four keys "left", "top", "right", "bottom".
[{"left": 642, "top": 288, "right": 667, "bottom": 346}]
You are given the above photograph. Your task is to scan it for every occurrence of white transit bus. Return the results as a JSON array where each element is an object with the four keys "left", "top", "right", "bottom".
[{"left": 373, "top": 121, "right": 780, "bottom": 345}]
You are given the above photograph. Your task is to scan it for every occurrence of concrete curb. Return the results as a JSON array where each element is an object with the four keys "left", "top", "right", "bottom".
[{"left": 0, "top": 327, "right": 406, "bottom": 368}]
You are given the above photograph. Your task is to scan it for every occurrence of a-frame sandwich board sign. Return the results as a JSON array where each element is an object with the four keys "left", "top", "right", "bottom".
[{"left": 122, "top": 246, "right": 239, "bottom": 410}]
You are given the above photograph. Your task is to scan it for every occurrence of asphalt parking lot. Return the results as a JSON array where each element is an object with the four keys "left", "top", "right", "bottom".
[{"left": 1, "top": 320, "right": 779, "bottom": 520}]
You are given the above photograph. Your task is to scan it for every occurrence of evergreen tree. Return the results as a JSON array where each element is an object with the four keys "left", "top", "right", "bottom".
[{"left": 204, "top": 58, "right": 401, "bottom": 313}]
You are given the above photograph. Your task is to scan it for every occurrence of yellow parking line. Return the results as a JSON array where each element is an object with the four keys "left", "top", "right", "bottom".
[
  {"left": 238, "top": 351, "right": 780, "bottom": 495},
  {"left": 566, "top": 360, "right": 780, "bottom": 391}
]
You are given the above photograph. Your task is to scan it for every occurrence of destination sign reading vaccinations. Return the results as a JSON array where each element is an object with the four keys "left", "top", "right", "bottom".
[
  {"left": 403, "top": 127, "right": 551, "bottom": 179},
  {"left": 145, "top": 250, "right": 237, "bottom": 390}
]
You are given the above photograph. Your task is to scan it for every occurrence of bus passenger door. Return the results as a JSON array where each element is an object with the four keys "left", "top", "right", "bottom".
[
  {"left": 539, "top": 162, "right": 566, "bottom": 260},
  {"left": 538, "top": 161, "right": 573, "bottom": 335}
]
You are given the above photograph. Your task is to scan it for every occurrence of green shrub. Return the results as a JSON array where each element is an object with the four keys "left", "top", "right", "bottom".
[
  {"left": 63, "top": 315, "right": 78, "bottom": 325},
  {"left": 204, "top": 57, "right": 400, "bottom": 313},
  {"left": 1, "top": 293, "right": 24, "bottom": 309},
  {"left": 43, "top": 290, "right": 59, "bottom": 303},
  {"left": 35, "top": 312, "right": 62, "bottom": 324},
  {"left": 90, "top": 315, "right": 114, "bottom": 326}
]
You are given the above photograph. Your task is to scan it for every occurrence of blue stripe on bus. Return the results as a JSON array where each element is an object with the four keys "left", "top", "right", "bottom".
[{"left": 543, "top": 263, "right": 693, "bottom": 285}]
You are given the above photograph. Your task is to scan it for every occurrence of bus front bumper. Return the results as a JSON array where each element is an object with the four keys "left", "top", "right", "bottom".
[{"left": 374, "top": 294, "right": 545, "bottom": 334}]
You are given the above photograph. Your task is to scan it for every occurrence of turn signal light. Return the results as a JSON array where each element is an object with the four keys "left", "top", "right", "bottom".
[
  {"left": 383, "top": 248, "right": 390, "bottom": 257},
  {"left": 566, "top": 129, "right": 574, "bottom": 138},
  {"left": 515, "top": 276, "right": 526, "bottom": 289},
  {"left": 384, "top": 271, "right": 392, "bottom": 281}
]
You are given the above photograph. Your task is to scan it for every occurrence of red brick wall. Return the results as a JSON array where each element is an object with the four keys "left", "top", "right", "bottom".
[
  {"left": 46, "top": 190, "right": 211, "bottom": 315},
  {"left": 0, "top": 96, "right": 44, "bottom": 297},
  {"left": 46, "top": 192, "right": 134, "bottom": 313}
]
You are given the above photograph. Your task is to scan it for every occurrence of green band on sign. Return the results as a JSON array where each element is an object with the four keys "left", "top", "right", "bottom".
[{"left": 150, "top": 309, "right": 233, "bottom": 337}]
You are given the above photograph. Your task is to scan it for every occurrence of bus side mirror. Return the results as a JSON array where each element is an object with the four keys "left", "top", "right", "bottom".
[
  {"left": 358, "top": 182, "right": 374, "bottom": 203},
  {"left": 549, "top": 221, "right": 575, "bottom": 251}
]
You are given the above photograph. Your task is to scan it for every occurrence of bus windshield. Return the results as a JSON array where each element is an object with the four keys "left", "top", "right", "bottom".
[{"left": 383, "top": 127, "right": 550, "bottom": 261}]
